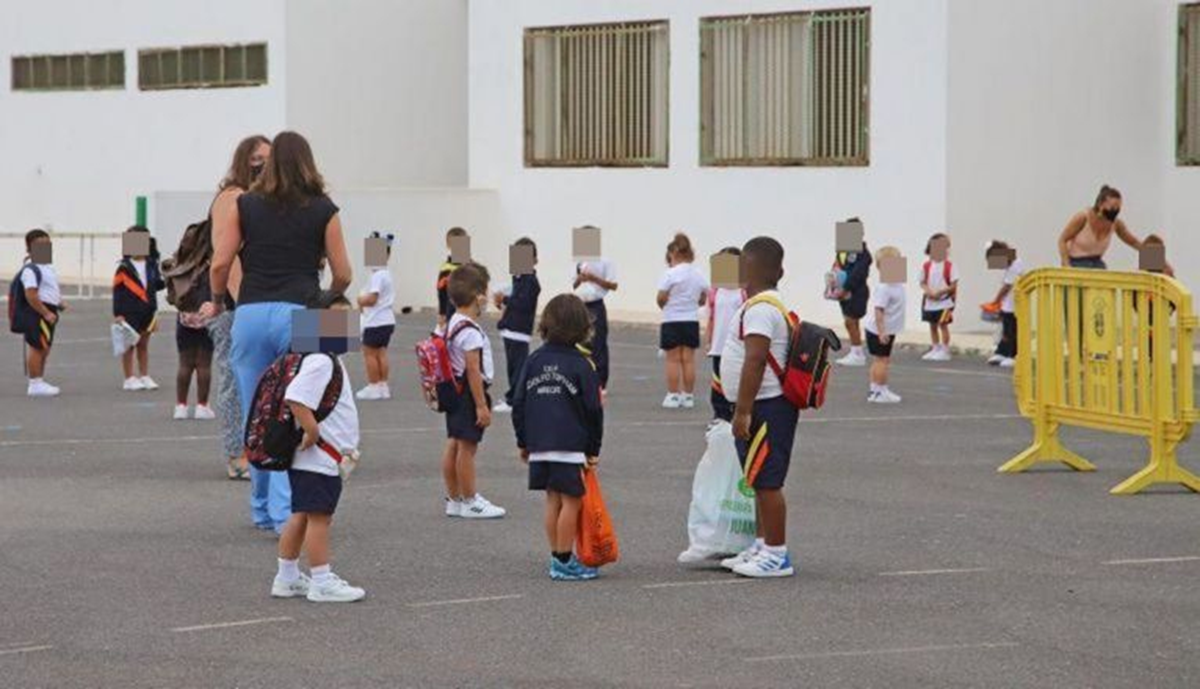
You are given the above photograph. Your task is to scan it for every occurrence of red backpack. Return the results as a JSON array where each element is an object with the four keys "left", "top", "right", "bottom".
[
  {"left": 921, "top": 260, "right": 956, "bottom": 307},
  {"left": 244, "top": 352, "right": 344, "bottom": 471},
  {"left": 738, "top": 295, "right": 842, "bottom": 410},
  {"left": 414, "top": 319, "right": 480, "bottom": 412}
]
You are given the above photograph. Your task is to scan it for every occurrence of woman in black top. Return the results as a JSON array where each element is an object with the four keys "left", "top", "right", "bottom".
[{"left": 202, "top": 130, "right": 351, "bottom": 534}]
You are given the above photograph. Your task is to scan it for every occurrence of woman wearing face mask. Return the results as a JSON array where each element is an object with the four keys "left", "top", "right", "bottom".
[{"left": 1058, "top": 185, "right": 1144, "bottom": 269}]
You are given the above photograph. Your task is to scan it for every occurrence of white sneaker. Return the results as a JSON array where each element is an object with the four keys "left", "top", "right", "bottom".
[
  {"left": 27, "top": 380, "right": 60, "bottom": 397},
  {"left": 173, "top": 405, "right": 189, "bottom": 420},
  {"left": 493, "top": 401, "right": 513, "bottom": 413},
  {"left": 680, "top": 394, "right": 696, "bottom": 409},
  {"left": 920, "top": 349, "right": 939, "bottom": 361},
  {"left": 838, "top": 350, "right": 867, "bottom": 367},
  {"left": 986, "top": 353, "right": 1004, "bottom": 366},
  {"left": 662, "top": 393, "right": 682, "bottom": 409},
  {"left": 271, "top": 573, "right": 311, "bottom": 598},
  {"left": 444, "top": 497, "right": 462, "bottom": 518},
  {"left": 873, "top": 389, "right": 902, "bottom": 404},
  {"left": 194, "top": 404, "right": 215, "bottom": 420},
  {"left": 306, "top": 574, "right": 366, "bottom": 603},
  {"left": 732, "top": 548, "right": 795, "bottom": 579},
  {"left": 355, "top": 385, "right": 382, "bottom": 401},
  {"left": 123, "top": 377, "right": 145, "bottom": 391},
  {"left": 461, "top": 494, "right": 506, "bottom": 519},
  {"left": 929, "top": 347, "right": 952, "bottom": 362},
  {"left": 867, "top": 390, "right": 880, "bottom": 403},
  {"left": 139, "top": 376, "right": 159, "bottom": 390},
  {"left": 721, "top": 543, "right": 762, "bottom": 571},
  {"left": 999, "top": 357, "right": 1016, "bottom": 369},
  {"left": 377, "top": 383, "right": 392, "bottom": 400}
]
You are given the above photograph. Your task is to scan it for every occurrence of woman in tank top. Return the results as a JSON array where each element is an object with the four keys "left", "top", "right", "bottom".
[
  {"left": 202, "top": 130, "right": 352, "bottom": 534},
  {"left": 1058, "top": 185, "right": 1144, "bottom": 269}
]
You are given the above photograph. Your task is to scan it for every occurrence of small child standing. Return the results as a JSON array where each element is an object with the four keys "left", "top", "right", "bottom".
[
  {"left": 865, "top": 246, "right": 907, "bottom": 404},
  {"left": 436, "top": 226, "right": 468, "bottom": 331},
  {"left": 833, "top": 220, "right": 872, "bottom": 367},
  {"left": 657, "top": 233, "right": 709, "bottom": 409},
  {"left": 513, "top": 294, "right": 604, "bottom": 581},
  {"left": 493, "top": 237, "right": 542, "bottom": 414},
  {"left": 706, "top": 247, "right": 745, "bottom": 422},
  {"left": 920, "top": 232, "right": 958, "bottom": 362},
  {"left": 441, "top": 263, "right": 506, "bottom": 519},
  {"left": 985, "top": 241, "right": 1025, "bottom": 369},
  {"left": 573, "top": 226, "right": 619, "bottom": 393},
  {"left": 113, "top": 226, "right": 164, "bottom": 391},
  {"left": 356, "top": 233, "right": 396, "bottom": 401},
  {"left": 721, "top": 237, "right": 800, "bottom": 579},
  {"left": 174, "top": 310, "right": 215, "bottom": 419},
  {"left": 272, "top": 295, "right": 366, "bottom": 604},
  {"left": 16, "top": 229, "right": 64, "bottom": 397}
]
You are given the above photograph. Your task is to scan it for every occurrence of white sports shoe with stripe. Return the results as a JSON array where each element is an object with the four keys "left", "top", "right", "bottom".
[{"left": 721, "top": 543, "right": 762, "bottom": 571}]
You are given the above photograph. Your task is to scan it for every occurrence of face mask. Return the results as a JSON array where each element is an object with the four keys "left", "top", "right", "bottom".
[
  {"left": 1102, "top": 208, "right": 1119, "bottom": 221},
  {"left": 250, "top": 164, "right": 265, "bottom": 180}
]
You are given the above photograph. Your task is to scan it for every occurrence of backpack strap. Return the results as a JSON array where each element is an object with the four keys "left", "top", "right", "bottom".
[
  {"left": 738, "top": 294, "right": 792, "bottom": 379},
  {"left": 18, "top": 262, "right": 42, "bottom": 289}
]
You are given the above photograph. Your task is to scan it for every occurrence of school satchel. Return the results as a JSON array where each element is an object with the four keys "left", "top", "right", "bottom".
[
  {"left": 738, "top": 294, "right": 842, "bottom": 411},
  {"left": 244, "top": 352, "right": 343, "bottom": 472},
  {"left": 414, "top": 319, "right": 480, "bottom": 412},
  {"left": 161, "top": 218, "right": 213, "bottom": 312},
  {"left": 7, "top": 263, "right": 41, "bottom": 334},
  {"left": 577, "top": 468, "right": 619, "bottom": 568}
]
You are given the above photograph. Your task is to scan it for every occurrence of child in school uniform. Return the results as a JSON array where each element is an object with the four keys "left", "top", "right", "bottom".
[
  {"left": 436, "top": 227, "right": 468, "bottom": 331},
  {"left": 493, "top": 237, "right": 542, "bottom": 414},
  {"left": 113, "top": 226, "right": 164, "bottom": 391},
  {"left": 441, "top": 262, "right": 506, "bottom": 519},
  {"left": 720, "top": 237, "right": 800, "bottom": 579},
  {"left": 573, "top": 225, "right": 618, "bottom": 393},
  {"left": 865, "top": 246, "right": 907, "bottom": 404},
  {"left": 833, "top": 219, "right": 872, "bottom": 367},
  {"left": 174, "top": 309, "right": 215, "bottom": 419},
  {"left": 356, "top": 233, "right": 396, "bottom": 401},
  {"left": 706, "top": 247, "right": 745, "bottom": 422},
  {"left": 657, "top": 232, "right": 709, "bottom": 409},
  {"left": 16, "top": 229, "right": 64, "bottom": 397},
  {"left": 271, "top": 294, "right": 366, "bottom": 604},
  {"left": 985, "top": 241, "right": 1026, "bottom": 369},
  {"left": 920, "top": 232, "right": 959, "bottom": 362},
  {"left": 513, "top": 294, "right": 604, "bottom": 581}
]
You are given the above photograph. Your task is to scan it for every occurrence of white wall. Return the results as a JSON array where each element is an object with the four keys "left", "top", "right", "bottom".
[
  {"left": 469, "top": 0, "right": 950, "bottom": 324},
  {"left": 0, "top": 0, "right": 289, "bottom": 234},
  {"left": 285, "top": 0, "right": 469, "bottom": 189}
]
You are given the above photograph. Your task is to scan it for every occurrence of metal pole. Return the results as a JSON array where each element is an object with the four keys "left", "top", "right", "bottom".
[{"left": 136, "top": 196, "right": 147, "bottom": 227}]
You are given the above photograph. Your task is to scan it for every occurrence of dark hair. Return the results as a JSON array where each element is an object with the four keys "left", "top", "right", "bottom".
[
  {"left": 448, "top": 262, "right": 490, "bottom": 307},
  {"left": 1093, "top": 185, "right": 1122, "bottom": 210},
  {"left": 924, "top": 232, "right": 950, "bottom": 255},
  {"left": 25, "top": 228, "right": 49, "bottom": 251},
  {"left": 1142, "top": 234, "right": 1164, "bottom": 247},
  {"left": 538, "top": 293, "right": 593, "bottom": 347},
  {"left": 668, "top": 232, "right": 695, "bottom": 262},
  {"left": 719, "top": 246, "right": 742, "bottom": 256},
  {"left": 742, "top": 236, "right": 784, "bottom": 275},
  {"left": 219, "top": 135, "right": 271, "bottom": 192},
  {"left": 446, "top": 226, "right": 468, "bottom": 240},
  {"left": 515, "top": 236, "right": 538, "bottom": 260},
  {"left": 987, "top": 239, "right": 1011, "bottom": 252},
  {"left": 251, "top": 131, "right": 326, "bottom": 205}
]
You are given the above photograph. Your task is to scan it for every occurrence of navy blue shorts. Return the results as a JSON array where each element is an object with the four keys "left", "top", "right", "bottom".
[
  {"left": 839, "top": 291, "right": 869, "bottom": 319},
  {"left": 175, "top": 323, "right": 213, "bottom": 353},
  {"left": 921, "top": 308, "right": 954, "bottom": 325},
  {"left": 866, "top": 331, "right": 894, "bottom": 358},
  {"left": 288, "top": 469, "right": 343, "bottom": 515},
  {"left": 123, "top": 310, "right": 157, "bottom": 335},
  {"left": 734, "top": 396, "right": 799, "bottom": 490},
  {"left": 660, "top": 321, "right": 700, "bottom": 350},
  {"left": 445, "top": 383, "right": 490, "bottom": 443},
  {"left": 362, "top": 325, "right": 394, "bottom": 349},
  {"left": 528, "top": 461, "right": 586, "bottom": 498}
]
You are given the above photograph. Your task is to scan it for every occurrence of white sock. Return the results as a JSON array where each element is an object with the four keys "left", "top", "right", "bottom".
[
  {"left": 277, "top": 558, "right": 300, "bottom": 582},
  {"left": 764, "top": 544, "right": 788, "bottom": 556},
  {"left": 29, "top": 377, "right": 43, "bottom": 385},
  {"left": 870, "top": 383, "right": 881, "bottom": 393},
  {"left": 311, "top": 564, "right": 332, "bottom": 584},
  {"left": 851, "top": 346, "right": 864, "bottom": 356},
  {"left": 754, "top": 537, "right": 765, "bottom": 551}
]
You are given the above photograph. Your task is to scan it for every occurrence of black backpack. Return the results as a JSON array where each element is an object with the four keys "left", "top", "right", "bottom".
[
  {"left": 244, "top": 352, "right": 344, "bottom": 471},
  {"left": 7, "top": 263, "right": 41, "bottom": 334}
]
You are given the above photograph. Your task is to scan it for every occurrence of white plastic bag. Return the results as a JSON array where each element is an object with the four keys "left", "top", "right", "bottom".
[
  {"left": 110, "top": 321, "right": 140, "bottom": 358},
  {"left": 678, "top": 420, "right": 757, "bottom": 563}
]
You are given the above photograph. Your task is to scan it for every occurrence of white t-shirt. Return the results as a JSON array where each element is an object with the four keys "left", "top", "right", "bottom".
[
  {"left": 1001, "top": 258, "right": 1026, "bottom": 314},
  {"left": 131, "top": 259, "right": 148, "bottom": 289},
  {"left": 865, "top": 283, "right": 907, "bottom": 337},
  {"left": 921, "top": 260, "right": 960, "bottom": 311},
  {"left": 447, "top": 312, "right": 494, "bottom": 383},
  {"left": 719, "top": 291, "right": 790, "bottom": 403},
  {"left": 575, "top": 259, "right": 616, "bottom": 303},
  {"left": 657, "top": 262, "right": 710, "bottom": 323},
  {"left": 284, "top": 355, "right": 360, "bottom": 477},
  {"left": 20, "top": 263, "right": 61, "bottom": 306},
  {"left": 708, "top": 288, "right": 745, "bottom": 357},
  {"left": 361, "top": 268, "right": 397, "bottom": 329}
]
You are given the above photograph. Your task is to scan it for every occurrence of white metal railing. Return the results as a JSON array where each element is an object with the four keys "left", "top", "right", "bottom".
[{"left": 0, "top": 232, "right": 122, "bottom": 300}]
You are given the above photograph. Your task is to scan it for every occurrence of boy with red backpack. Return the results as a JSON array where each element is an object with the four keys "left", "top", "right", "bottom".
[{"left": 920, "top": 232, "right": 959, "bottom": 362}]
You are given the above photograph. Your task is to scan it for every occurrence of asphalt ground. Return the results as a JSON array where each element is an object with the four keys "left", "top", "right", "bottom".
[{"left": 1, "top": 300, "right": 1198, "bottom": 689}]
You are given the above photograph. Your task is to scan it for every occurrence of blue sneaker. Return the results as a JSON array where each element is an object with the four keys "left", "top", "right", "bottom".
[
  {"left": 731, "top": 548, "right": 795, "bottom": 578},
  {"left": 549, "top": 556, "right": 599, "bottom": 581},
  {"left": 565, "top": 555, "right": 599, "bottom": 580}
]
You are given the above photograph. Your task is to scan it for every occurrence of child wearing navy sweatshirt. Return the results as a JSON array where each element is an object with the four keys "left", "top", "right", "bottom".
[
  {"left": 113, "top": 226, "right": 165, "bottom": 391},
  {"left": 513, "top": 294, "right": 604, "bottom": 581},
  {"left": 493, "top": 237, "right": 542, "bottom": 413}
]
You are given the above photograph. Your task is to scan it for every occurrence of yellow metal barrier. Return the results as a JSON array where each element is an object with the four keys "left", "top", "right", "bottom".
[{"left": 1000, "top": 268, "right": 1200, "bottom": 495}]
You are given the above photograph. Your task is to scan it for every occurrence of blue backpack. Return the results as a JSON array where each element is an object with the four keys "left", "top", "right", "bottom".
[{"left": 7, "top": 263, "right": 41, "bottom": 334}]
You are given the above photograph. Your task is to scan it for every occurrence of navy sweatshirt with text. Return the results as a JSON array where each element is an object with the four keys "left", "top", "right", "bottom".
[
  {"left": 512, "top": 342, "right": 603, "bottom": 457},
  {"left": 497, "top": 273, "right": 541, "bottom": 337}
]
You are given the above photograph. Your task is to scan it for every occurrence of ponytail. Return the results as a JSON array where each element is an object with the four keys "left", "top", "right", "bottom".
[{"left": 1094, "top": 184, "right": 1122, "bottom": 211}]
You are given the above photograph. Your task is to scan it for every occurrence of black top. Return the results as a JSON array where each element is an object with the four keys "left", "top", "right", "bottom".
[
  {"left": 236, "top": 193, "right": 338, "bottom": 306},
  {"left": 497, "top": 273, "right": 541, "bottom": 336}
]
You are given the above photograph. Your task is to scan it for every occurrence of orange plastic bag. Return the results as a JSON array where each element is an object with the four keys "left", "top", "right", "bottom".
[{"left": 576, "top": 468, "right": 619, "bottom": 567}]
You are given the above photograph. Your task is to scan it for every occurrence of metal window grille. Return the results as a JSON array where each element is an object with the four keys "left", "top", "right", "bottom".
[
  {"left": 10, "top": 51, "right": 125, "bottom": 91},
  {"left": 137, "top": 43, "right": 268, "bottom": 91},
  {"left": 525, "top": 20, "right": 669, "bottom": 167},
  {"left": 700, "top": 8, "right": 869, "bottom": 166},
  {"left": 1180, "top": 3, "right": 1200, "bottom": 165}
]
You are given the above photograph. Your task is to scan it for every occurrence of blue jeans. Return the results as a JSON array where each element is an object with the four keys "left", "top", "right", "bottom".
[{"left": 232, "top": 302, "right": 303, "bottom": 531}]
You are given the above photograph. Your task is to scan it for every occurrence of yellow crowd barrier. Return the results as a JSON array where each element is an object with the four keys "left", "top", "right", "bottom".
[{"left": 1000, "top": 268, "right": 1200, "bottom": 495}]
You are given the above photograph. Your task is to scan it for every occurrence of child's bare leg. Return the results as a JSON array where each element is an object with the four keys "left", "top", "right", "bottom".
[
  {"left": 378, "top": 350, "right": 390, "bottom": 384},
  {"left": 845, "top": 317, "right": 863, "bottom": 347},
  {"left": 929, "top": 323, "right": 940, "bottom": 347},
  {"left": 557, "top": 494, "right": 583, "bottom": 553},
  {"left": 363, "top": 347, "right": 380, "bottom": 384},
  {"left": 455, "top": 440, "right": 478, "bottom": 499},
  {"left": 303, "top": 513, "right": 332, "bottom": 568},
  {"left": 136, "top": 334, "right": 151, "bottom": 376},
  {"left": 196, "top": 348, "right": 212, "bottom": 405},
  {"left": 940, "top": 323, "right": 951, "bottom": 347},
  {"left": 441, "top": 440, "right": 460, "bottom": 499},
  {"left": 757, "top": 489, "right": 787, "bottom": 547},
  {"left": 121, "top": 347, "right": 135, "bottom": 379},
  {"left": 871, "top": 357, "right": 889, "bottom": 386},
  {"left": 681, "top": 347, "right": 696, "bottom": 394},
  {"left": 665, "top": 348, "right": 681, "bottom": 393},
  {"left": 544, "top": 491, "right": 561, "bottom": 551},
  {"left": 278, "top": 513, "right": 309, "bottom": 560},
  {"left": 176, "top": 349, "right": 196, "bottom": 405},
  {"left": 27, "top": 346, "right": 47, "bottom": 379}
]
